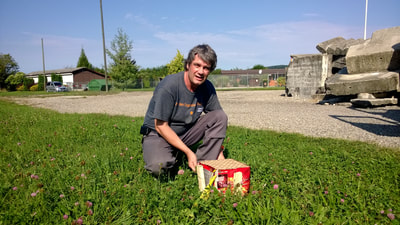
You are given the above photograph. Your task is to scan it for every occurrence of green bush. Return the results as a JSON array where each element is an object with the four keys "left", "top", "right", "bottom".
[
  {"left": 23, "top": 78, "right": 34, "bottom": 91},
  {"left": 277, "top": 77, "right": 286, "bottom": 87},
  {"left": 38, "top": 75, "right": 45, "bottom": 91},
  {"left": 30, "top": 84, "right": 39, "bottom": 91},
  {"left": 51, "top": 73, "right": 63, "bottom": 83},
  {"left": 16, "top": 84, "right": 25, "bottom": 91},
  {"left": 5, "top": 72, "right": 26, "bottom": 91}
]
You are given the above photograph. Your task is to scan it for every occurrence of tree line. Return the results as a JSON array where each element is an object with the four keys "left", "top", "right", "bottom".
[{"left": 0, "top": 28, "right": 286, "bottom": 91}]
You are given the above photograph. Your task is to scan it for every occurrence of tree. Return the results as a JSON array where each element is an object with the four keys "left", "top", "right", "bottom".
[
  {"left": 23, "top": 77, "right": 34, "bottom": 91},
  {"left": 38, "top": 75, "right": 46, "bottom": 91},
  {"left": 166, "top": 50, "right": 184, "bottom": 75},
  {"left": 0, "top": 53, "right": 19, "bottom": 90},
  {"left": 77, "top": 48, "right": 93, "bottom": 70},
  {"left": 51, "top": 73, "right": 63, "bottom": 83},
  {"left": 137, "top": 65, "right": 168, "bottom": 88},
  {"left": 252, "top": 64, "right": 266, "bottom": 70},
  {"left": 106, "top": 28, "right": 138, "bottom": 90},
  {"left": 5, "top": 72, "right": 25, "bottom": 91},
  {"left": 211, "top": 68, "right": 221, "bottom": 75}
]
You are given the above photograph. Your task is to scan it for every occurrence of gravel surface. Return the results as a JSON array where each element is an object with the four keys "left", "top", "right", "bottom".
[{"left": 8, "top": 90, "right": 400, "bottom": 149}]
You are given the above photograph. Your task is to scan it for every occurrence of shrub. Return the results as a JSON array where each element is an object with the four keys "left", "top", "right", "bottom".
[
  {"left": 38, "top": 75, "right": 46, "bottom": 91},
  {"left": 5, "top": 72, "right": 25, "bottom": 91},
  {"left": 277, "top": 77, "right": 286, "bottom": 87},
  {"left": 23, "top": 78, "right": 34, "bottom": 91},
  {"left": 51, "top": 73, "right": 62, "bottom": 82},
  {"left": 30, "top": 84, "right": 39, "bottom": 91},
  {"left": 16, "top": 84, "right": 25, "bottom": 91}
]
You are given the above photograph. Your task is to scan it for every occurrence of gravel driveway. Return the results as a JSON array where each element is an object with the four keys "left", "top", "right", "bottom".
[{"left": 9, "top": 90, "right": 400, "bottom": 149}]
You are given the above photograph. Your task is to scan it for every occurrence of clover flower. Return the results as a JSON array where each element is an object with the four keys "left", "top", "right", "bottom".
[
  {"left": 387, "top": 213, "right": 395, "bottom": 220},
  {"left": 273, "top": 184, "right": 279, "bottom": 190},
  {"left": 86, "top": 201, "right": 93, "bottom": 208}
]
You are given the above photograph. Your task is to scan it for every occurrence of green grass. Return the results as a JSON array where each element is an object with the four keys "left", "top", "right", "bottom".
[{"left": 0, "top": 99, "right": 399, "bottom": 224}]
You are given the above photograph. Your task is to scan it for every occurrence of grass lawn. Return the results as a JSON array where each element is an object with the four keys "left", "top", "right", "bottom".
[{"left": 0, "top": 99, "right": 399, "bottom": 224}]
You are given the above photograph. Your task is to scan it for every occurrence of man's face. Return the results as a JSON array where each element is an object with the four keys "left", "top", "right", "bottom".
[{"left": 186, "top": 54, "right": 211, "bottom": 89}]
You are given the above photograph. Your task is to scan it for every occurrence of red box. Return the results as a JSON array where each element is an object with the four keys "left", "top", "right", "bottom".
[{"left": 197, "top": 159, "right": 251, "bottom": 194}]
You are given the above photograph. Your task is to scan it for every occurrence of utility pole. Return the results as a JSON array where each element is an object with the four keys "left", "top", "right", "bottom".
[
  {"left": 41, "top": 38, "right": 46, "bottom": 91},
  {"left": 364, "top": 0, "right": 368, "bottom": 40},
  {"left": 100, "top": 0, "right": 108, "bottom": 92}
]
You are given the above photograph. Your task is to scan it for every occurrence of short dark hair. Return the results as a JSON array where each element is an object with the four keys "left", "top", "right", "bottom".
[{"left": 185, "top": 44, "right": 217, "bottom": 72}]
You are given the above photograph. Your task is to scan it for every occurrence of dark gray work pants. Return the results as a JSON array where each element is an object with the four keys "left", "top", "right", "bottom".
[{"left": 142, "top": 110, "right": 228, "bottom": 176}]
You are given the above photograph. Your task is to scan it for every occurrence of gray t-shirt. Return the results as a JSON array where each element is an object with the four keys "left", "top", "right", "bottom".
[{"left": 143, "top": 71, "right": 222, "bottom": 135}]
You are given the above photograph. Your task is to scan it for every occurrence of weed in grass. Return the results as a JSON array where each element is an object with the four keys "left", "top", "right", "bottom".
[{"left": 0, "top": 100, "right": 399, "bottom": 224}]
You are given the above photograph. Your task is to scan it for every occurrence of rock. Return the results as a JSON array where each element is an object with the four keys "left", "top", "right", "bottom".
[
  {"left": 351, "top": 97, "right": 398, "bottom": 107},
  {"left": 346, "top": 26, "right": 400, "bottom": 74},
  {"left": 316, "top": 37, "right": 366, "bottom": 55},
  {"left": 325, "top": 71, "right": 399, "bottom": 96}
]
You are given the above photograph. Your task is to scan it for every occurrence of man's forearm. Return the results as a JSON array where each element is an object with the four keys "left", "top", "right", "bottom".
[
  {"left": 154, "top": 119, "right": 198, "bottom": 171},
  {"left": 154, "top": 119, "right": 192, "bottom": 155}
]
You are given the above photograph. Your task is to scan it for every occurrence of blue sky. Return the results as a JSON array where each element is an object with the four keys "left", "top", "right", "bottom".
[{"left": 0, "top": 0, "right": 399, "bottom": 73}]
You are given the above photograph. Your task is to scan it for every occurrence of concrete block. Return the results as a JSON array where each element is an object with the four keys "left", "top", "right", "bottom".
[
  {"left": 346, "top": 26, "right": 400, "bottom": 74},
  {"left": 316, "top": 37, "right": 366, "bottom": 55},
  {"left": 325, "top": 71, "right": 400, "bottom": 96},
  {"left": 286, "top": 54, "right": 331, "bottom": 98},
  {"left": 351, "top": 98, "right": 398, "bottom": 107}
]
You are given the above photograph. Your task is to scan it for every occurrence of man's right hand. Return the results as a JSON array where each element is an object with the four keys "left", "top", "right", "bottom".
[
  {"left": 186, "top": 151, "right": 198, "bottom": 172},
  {"left": 155, "top": 119, "right": 198, "bottom": 172}
]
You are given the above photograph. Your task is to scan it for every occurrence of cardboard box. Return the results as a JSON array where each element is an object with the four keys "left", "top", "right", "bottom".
[{"left": 197, "top": 159, "right": 250, "bottom": 195}]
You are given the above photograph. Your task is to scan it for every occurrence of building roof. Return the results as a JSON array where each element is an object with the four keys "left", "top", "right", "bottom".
[{"left": 26, "top": 67, "right": 104, "bottom": 76}]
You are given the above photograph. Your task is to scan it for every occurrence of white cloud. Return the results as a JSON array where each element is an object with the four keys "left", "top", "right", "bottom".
[
  {"left": 124, "top": 13, "right": 133, "bottom": 20},
  {"left": 147, "top": 20, "right": 364, "bottom": 69}
]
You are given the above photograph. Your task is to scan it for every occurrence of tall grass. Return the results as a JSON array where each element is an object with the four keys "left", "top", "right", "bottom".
[{"left": 0, "top": 100, "right": 399, "bottom": 224}]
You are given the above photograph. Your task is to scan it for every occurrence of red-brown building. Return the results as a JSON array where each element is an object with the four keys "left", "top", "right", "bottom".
[{"left": 26, "top": 67, "right": 107, "bottom": 90}]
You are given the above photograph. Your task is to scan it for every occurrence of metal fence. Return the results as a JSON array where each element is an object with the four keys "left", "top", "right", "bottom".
[
  {"left": 208, "top": 74, "right": 283, "bottom": 88},
  {"left": 67, "top": 74, "right": 284, "bottom": 91}
]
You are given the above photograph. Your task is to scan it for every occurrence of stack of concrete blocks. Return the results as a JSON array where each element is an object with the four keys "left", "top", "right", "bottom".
[
  {"left": 285, "top": 53, "right": 331, "bottom": 99},
  {"left": 285, "top": 26, "right": 400, "bottom": 107}
]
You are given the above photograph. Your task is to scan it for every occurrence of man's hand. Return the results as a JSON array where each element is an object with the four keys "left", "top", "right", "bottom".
[
  {"left": 155, "top": 119, "right": 198, "bottom": 171},
  {"left": 186, "top": 151, "right": 198, "bottom": 172},
  {"left": 217, "top": 150, "right": 225, "bottom": 160}
]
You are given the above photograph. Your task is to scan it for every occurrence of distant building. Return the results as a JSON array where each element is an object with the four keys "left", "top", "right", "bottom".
[{"left": 26, "top": 67, "right": 106, "bottom": 90}]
